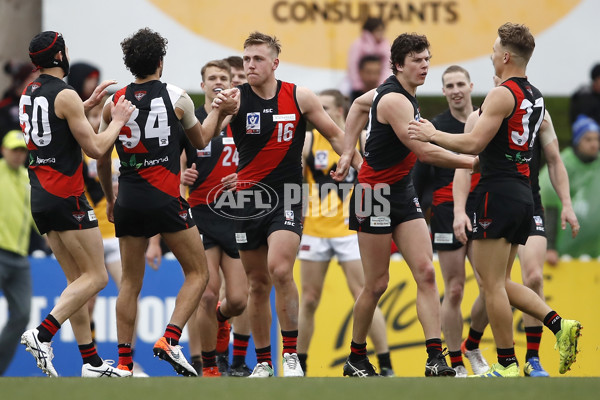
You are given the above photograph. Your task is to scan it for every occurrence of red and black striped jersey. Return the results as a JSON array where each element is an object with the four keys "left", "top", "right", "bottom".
[
  {"left": 479, "top": 77, "right": 544, "bottom": 183},
  {"left": 359, "top": 75, "right": 419, "bottom": 186},
  {"left": 19, "top": 74, "right": 84, "bottom": 211},
  {"left": 184, "top": 106, "right": 237, "bottom": 207},
  {"left": 113, "top": 81, "right": 186, "bottom": 209},
  {"left": 228, "top": 81, "right": 306, "bottom": 191}
]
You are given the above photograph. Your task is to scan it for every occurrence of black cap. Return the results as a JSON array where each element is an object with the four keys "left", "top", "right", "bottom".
[{"left": 28, "top": 31, "right": 65, "bottom": 69}]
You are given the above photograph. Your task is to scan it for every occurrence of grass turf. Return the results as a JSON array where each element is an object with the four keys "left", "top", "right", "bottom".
[{"left": 2, "top": 377, "right": 600, "bottom": 400}]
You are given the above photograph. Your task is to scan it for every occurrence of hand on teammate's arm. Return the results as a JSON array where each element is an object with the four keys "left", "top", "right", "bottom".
[
  {"left": 83, "top": 80, "right": 118, "bottom": 113},
  {"left": 407, "top": 118, "right": 438, "bottom": 142}
]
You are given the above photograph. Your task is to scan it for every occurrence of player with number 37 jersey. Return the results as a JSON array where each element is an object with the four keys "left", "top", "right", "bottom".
[{"left": 478, "top": 77, "right": 544, "bottom": 184}]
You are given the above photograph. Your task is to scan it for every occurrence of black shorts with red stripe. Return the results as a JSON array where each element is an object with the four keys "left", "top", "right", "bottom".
[
  {"left": 32, "top": 193, "right": 98, "bottom": 235},
  {"left": 114, "top": 196, "right": 195, "bottom": 238},
  {"left": 470, "top": 180, "right": 533, "bottom": 245},
  {"left": 348, "top": 181, "right": 423, "bottom": 234}
]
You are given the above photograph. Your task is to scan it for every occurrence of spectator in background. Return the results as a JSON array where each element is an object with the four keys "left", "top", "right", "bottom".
[
  {"left": 0, "top": 61, "right": 38, "bottom": 142},
  {"left": 0, "top": 62, "right": 47, "bottom": 256},
  {"left": 347, "top": 17, "right": 390, "bottom": 103},
  {"left": 67, "top": 63, "right": 100, "bottom": 101},
  {"left": 350, "top": 55, "right": 383, "bottom": 104},
  {"left": 569, "top": 63, "right": 600, "bottom": 125},
  {"left": 0, "top": 130, "right": 32, "bottom": 375},
  {"left": 224, "top": 56, "right": 246, "bottom": 87},
  {"left": 540, "top": 114, "right": 600, "bottom": 263}
]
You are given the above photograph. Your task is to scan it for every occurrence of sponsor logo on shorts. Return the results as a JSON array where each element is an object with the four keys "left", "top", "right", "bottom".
[
  {"left": 134, "top": 91, "right": 147, "bottom": 101},
  {"left": 370, "top": 216, "right": 391, "bottom": 227},
  {"left": 300, "top": 244, "right": 310, "bottom": 251},
  {"left": 235, "top": 232, "right": 248, "bottom": 243},
  {"left": 72, "top": 211, "right": 86, "bottom": 222},
  {"left": 356, "top": 216, "right": 366, "bottom": 224},
  {"left": 178, "top": 210, "right": 189, "bottom": 221},
  {"left": 88, "top": 210, "right": 97, "bottom": 222},
  {"left": 413, "top": 197, "right": 422, "bottom": 213},
  {"left": 284, "top": 209, "right": 295, "bottom": 226},
  {"left": 534, "top": 215, "right": 544, "bottom": 231},
  {"left": 434, "top": 233, "right": 453, "bottom": 244},
  {"left": 246, "top": 112, "right": 260, "bottom": 134},
  {"left": 478, "top": 218, "right": 492, "bottom": 229}
]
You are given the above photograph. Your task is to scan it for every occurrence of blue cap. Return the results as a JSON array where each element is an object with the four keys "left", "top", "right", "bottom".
[{"left": 572, "top": 114, "right": 600, "bottom": 147}]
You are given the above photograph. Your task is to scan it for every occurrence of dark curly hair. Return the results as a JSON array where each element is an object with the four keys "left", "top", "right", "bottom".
[
  {"left": 120, "top": 28, "right": 167, "bottom": 79},
  {"left": 390, "top": 33, "right": 430, "bottom": 74}
]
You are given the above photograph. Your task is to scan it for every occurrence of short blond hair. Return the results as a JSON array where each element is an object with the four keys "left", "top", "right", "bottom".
[
  {"left": 244, "top": 31, "right": 281, "bottom": 58},
  {"left": 498, "top": 22, "right": 535, "bottom": 62}
]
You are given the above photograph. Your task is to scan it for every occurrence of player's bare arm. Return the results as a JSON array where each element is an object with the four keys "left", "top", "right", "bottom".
[
  {"left": 331, "top": 89, "right": 375, "bottom": 181},
  {"left": 378, "top": 92, "right": 473, "bottom": 169},
  {"left": 57, "top": 89, "right": 134, "bottom": 159},
  {"left": 176, "top": 90, "right": 235, "bottom": 150},
  {"left": 297, "top": 87, "right": 361, "bottom": 171},
  {"left": 451, "top": 109, "right": 480, "bottom": 244},
  {"left": 408, "top": 86, "right": 513, "bottom": 154},
  {"left": 540, "top": 113, "right": 579, "bottom": 238}
]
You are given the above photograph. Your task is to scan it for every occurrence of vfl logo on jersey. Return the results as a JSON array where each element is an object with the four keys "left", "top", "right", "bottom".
[
  {"left": 315, "top": 150, "right": 329, "bottom": 169},
  {"left": 478, "top": 218, "right": 492, "bottom": 229},
  {"left": 134, "top": 91, "right": 147, "bottom": 101},
  {"left": 413, "top": 197, "right": 422, "bottom": 213},
  {"left": 197, "top": 141, "right": 212, "bottom": 157},
  {"left": 30, "top": 83, "right": 40, "bottom": 92},
  {"left": 72, "top": 211, "right": 86, "bottom": 222},
  {"left": 178, "top": 210, "right": 189, "bottom": 221},
  {"left": 246, "top": 112, "right": 260, "bottom": 134}
]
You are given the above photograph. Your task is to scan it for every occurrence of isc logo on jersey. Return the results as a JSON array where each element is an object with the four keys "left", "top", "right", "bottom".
[{"left": 246, "top": 112, "right": 260, "bottom": 134}]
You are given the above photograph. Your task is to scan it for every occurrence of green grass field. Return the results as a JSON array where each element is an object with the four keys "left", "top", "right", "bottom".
[{"left": 3, "top": 377, "right": 600, "bottom": 400}]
